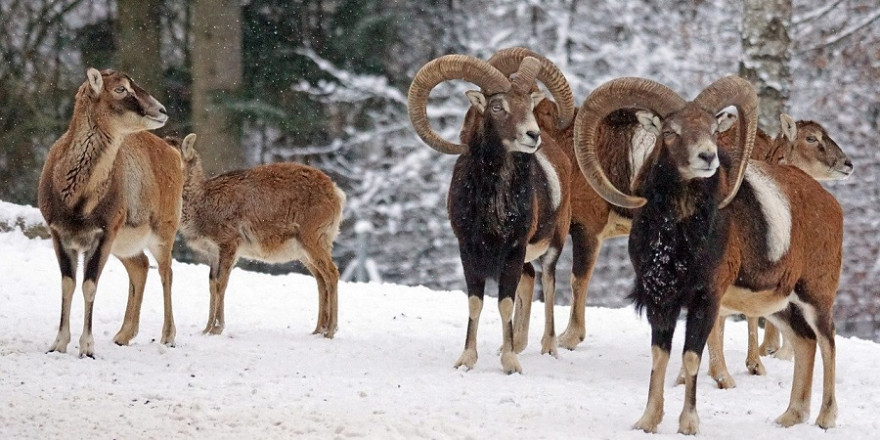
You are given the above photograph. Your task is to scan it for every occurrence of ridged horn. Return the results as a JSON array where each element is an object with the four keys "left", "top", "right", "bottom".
[
  {"left": 487, "top": 47, "right": 575, "bottom": 130},
  {"left": 510, "top": 56, "right": 541, "bottom": 94},
  {"left": 692, "top": 75, "right": 758, "bottom": 208},
  {"left": 408, "top": 54, "right": 511, "bottom": 155},
  {"left": 573, "top": 77, "right": 687, "bottom": 209}
]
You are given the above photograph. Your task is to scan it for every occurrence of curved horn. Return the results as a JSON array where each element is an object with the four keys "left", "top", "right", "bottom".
[
  {"left": 510, "top": 56, "right": 541, "bottom": 94},
  {"left": 408, "top": 54, "right": 511, "bottom": 155},
  {"left": 573, "top": 77, "right": 687, "bottom": 208},
  {"left": 487, "top": 47, "right": 575, "bottom": 130},
  {"left": 693, "top": 75, "right": 758, "bottom": 208}
]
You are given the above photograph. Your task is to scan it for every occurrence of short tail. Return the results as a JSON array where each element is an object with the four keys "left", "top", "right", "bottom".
[{"left": 324, "top": 184, "right": 346, "bottom": 244}]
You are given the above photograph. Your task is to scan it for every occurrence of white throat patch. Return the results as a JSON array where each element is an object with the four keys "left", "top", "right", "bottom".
[
  {"left": 535, "top": 150, "right": 562, "bottom": 210},
  {"left": 744, "top": 161, "right": 792, "bottom": 262}
]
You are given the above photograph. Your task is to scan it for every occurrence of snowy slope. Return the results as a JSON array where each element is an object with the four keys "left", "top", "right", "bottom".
[{"left": 1, "top": 205, "right": 879, "bottom": 439}]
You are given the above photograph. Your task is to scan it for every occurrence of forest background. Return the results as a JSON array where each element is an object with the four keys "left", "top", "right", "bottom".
[{"left": 1, "top": 0, "right": 878, "bottom": 339}]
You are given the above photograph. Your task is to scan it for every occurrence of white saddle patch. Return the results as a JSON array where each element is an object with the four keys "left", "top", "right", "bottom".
[
  {"left": 630, "top": 111, "right": 660, "bottom": 182},
  {"left": 744, "top": 161, "right": 791, "bottom": 262},
  {"left": 535, "top": 150, "right": 562, "bottom": 210}
]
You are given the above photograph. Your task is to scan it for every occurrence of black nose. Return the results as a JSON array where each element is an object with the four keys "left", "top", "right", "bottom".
[
  {"left": 159, "top": 106, "right": 167, "bottom": 115},
  {"left": 698, "top": 151, "right": 716, "bottom": 164},
  {"left": 526, "top": 130, "right": 540, "bottom": 142},
  {"left": 844, "top": 158, "right": 853, "bottom": 168}
]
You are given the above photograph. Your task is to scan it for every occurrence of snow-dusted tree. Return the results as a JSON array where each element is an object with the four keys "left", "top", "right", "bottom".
[
  {"left": 116, "top": 0, "right": 163, "bottom": 95},
  {"left": 278, "top": 48, "right": 463, "bottom": 289},
  {"left": 192, "top": 0, "right": 244, "bottom": 175},
  {"left": 787, "top": 0, "right": 880, "bottom": 339},
  {"left": 740, "top": 0, "right": 793, "bottom": 136},
  {"left": 0, "top": 0, "right": 95, "bottom": 205}
]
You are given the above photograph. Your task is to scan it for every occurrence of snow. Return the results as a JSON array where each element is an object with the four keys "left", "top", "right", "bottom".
[
  {"left": 2, "top": 205, "right": 880, "bottom": 439},
  {"left": 0, "top": 200, "right": 45, "bottom": 230}
]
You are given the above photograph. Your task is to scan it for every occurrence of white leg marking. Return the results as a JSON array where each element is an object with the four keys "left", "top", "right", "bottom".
[
  {"left": 634, "top": 346, "right": 668, "bottom": 433},
  {"left": 49, "top": 277, "right": 77, "bottom": 353},
  {"left": 454, "top": 296, "right": 483, "bottom": 371},
  {"left": 498, "top": 297, "right": 522, "bottom": 374},
  {"left": 679, "top": 351, "right": 701, "bottom": 435},
  {"left": 79, "top": 280, "right": 97, "bottom": 358}
]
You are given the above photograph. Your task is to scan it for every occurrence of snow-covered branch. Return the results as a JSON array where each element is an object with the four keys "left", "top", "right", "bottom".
[{"left": 293, "top": 47, "right": 407, "bottom": 105}]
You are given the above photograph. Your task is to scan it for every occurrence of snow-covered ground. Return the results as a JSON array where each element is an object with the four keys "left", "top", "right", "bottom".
[{"left": 2, "top": 203, "right": 879, "bottom": 439}]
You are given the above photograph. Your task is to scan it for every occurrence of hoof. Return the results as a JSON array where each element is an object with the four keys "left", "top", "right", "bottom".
[
  {"left": 113, "top": 334, "right": 133, "bottom": 346},
  {"left": 78, "top": 335, "right": 95, "bottom": 358},
  {"left": 454, "top": 348, "right": 478, "bottom": 371},
  {"left": 678, "top": 411, "right": 700, "bottom": 435},
  {"left": 78, "top": 345, "right": 95, "bottom": 359},
  {"left": 541, "top": 336, "right": 558, "bottom": 358},
  {"left": 558, "top": 327, "right": 585, "bottom": 351},
  {"left": 47, "top": 339, "right": 69, "bottom": 354},
  {"left": 160, "top": 334, "right": 176, "bottom": 346},
  {"left": 633, "top": 415, "right": 661, "bottom": 434},
  {"left": 204, "top": 320, "right": 223, "bottom": 336},
  {"left": 712, "top": 373, "right": 736, "bottom": 389},
  {"left": 775, "top": 409, "right": 808, "bottom": 428},
  {"left": 816, "top": 404, "right": 837, "bottom": 429},
  {"left": 114, "top": 324, "right": 140, "bottom": 346},
  {"left": 500, "top": 351, "right": 522, "bottom": 374},
  {"left": 746, "top": 360, "right": 766, "bottom": 376}
]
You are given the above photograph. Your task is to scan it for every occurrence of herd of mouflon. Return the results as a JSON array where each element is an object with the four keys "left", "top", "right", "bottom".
[{"left": 37, "top": 47, "right": 852, "bottom": 435}]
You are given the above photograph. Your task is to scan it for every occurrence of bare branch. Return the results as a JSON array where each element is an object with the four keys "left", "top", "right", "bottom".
[
  {"left": 792, "top": 0, "right": 844, "bottom": 27},
  {"left": 795, "top": 8, "right": 880, "bottom": 54}
]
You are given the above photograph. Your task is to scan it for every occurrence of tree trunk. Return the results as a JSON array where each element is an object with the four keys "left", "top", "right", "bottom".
[
  {"left": 116, "top": 0, "right": 163, "bottom": 96},
  {"left": 191, "top": 0, "right": 244, "bottom": 175},
  {"left": 740, "top": 0, "right": 792, "bottom": 137}
]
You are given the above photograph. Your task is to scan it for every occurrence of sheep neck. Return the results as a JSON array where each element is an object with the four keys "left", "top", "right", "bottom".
[
  {"left": 629, "top": 147, "right": 728, "bottom": 328},
  {"left": 469, "top": 136, "right": 534, "bottom": 234},
  {"left": 448, "top": 131, "right": 537, "bottom": 280},
  {"left": 55, "top": 94, "right": 122, "bottom": 211},
  {"left": 180, "top": 155, "right": 207, "bottom": 230},
  {"left": 748, "top": 129, "right": 790, "bottom": 165}
]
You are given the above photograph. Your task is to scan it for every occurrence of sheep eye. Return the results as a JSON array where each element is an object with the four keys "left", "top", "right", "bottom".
[
  {"left": 806, "top": 136, "right": 817, "bottom": 143},
  {"left": 491, "top": 103, "right": 503, "bottom": 113},
  {"left": 663, "top": 130, "right": 676, "bottom": 138},
  {"left": 114, "top": 86, "right": 127, "bottom": 94}
]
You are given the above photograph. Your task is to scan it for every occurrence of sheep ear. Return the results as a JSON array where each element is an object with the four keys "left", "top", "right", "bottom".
[
  {"left": 531, "top": 90, "right": 546, "bottom": 106},
  {"left": 86, "top": 68, "right": 103, "bottom": 96},
  {"left": 716, "top": 109, "right": 738, "bottom": 133},
  {"left": 635, "top": 110, "right": 661, "bottom": 136},
  {"left": 780, "top": 113, "right": 797, "bottom": 141},
  {"left": 181, "top": 133, "right": 198, "bottom": 160},
  {"left": 465, "top": 90, "right": 487, "bottom": 113}
]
